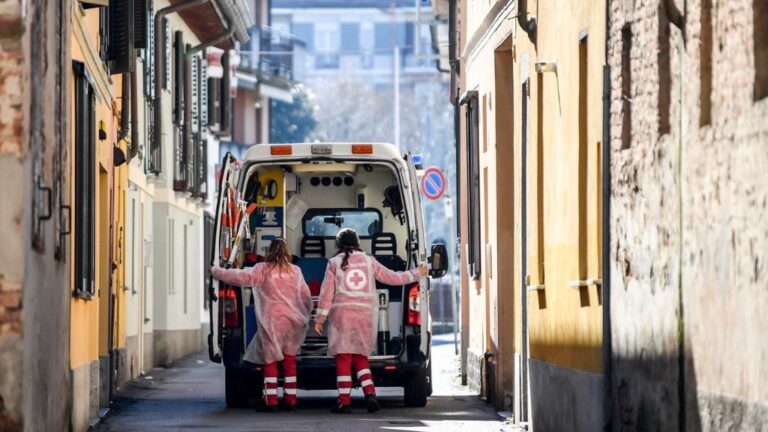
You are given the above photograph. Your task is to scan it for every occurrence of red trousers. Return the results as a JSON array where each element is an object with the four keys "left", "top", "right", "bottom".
[
  {"left": 335, "top": 353, "right": 375, "bottom": 406},
  {"left": 263, "top": 353, "right": 297, "bottom": 406}
]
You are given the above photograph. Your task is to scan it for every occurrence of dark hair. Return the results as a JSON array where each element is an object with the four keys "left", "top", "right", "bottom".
[
  {"left": 336, "top": 228, "right": 361, "bottom": 271},
  {"left": 264, "top": 238, "right": 292, "bottom": 272}
]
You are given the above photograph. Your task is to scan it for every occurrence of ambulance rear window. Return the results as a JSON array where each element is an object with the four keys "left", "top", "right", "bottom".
[{"left": 303, "top": 209, "right": 382, "bottom": 238}]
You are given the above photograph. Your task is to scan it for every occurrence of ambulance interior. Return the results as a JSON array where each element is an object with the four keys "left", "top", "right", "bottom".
[{"left": 235, "top": 161, "right": 418, "bottom": 359}]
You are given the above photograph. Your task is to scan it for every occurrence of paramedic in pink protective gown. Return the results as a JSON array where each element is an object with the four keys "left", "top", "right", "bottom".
[
  {"left": 314, "top": 228, "right": 428, "bottom": 414},
  {"left": 211, "top": 238, "right": 311, "bottom": 412}
]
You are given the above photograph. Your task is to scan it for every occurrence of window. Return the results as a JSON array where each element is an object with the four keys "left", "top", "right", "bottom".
[
  {"left": 303, "top": 209, "right": 383, "bottom": 238},
  {"left": 463, "top": 91, "right": 481, "bottom": 279},
  {"left": 375, "top": 23, "right": 392, "bottom": 51},
  {"left": 169, "top": 219, "right": 175, "bottom": 294},
  {"left": 700, "top": 0, "right": 713, "bottom": 125},
  {"left": 73, "top": 61, "right": 96, "bottom": 299},
  {"left": 533, "top": 74, "right": 546, "bottom": 286},
  {"left": 315, "top": 23, "right": 340, "bottom": 68},
  {"left": 340, "top": 23, "right": 360, "bottom": 52},
  {"left": 621, "top": 26, "right": 632, "bottom": 149},
  {"left": 183, "top": 223, "right": 188, "bottom": 314},
  {"left": 754, "top": 0, "right": 768, "bottom": 100},
  {"left": 578, "top": 34, "right": 588, "bottom": 279}
]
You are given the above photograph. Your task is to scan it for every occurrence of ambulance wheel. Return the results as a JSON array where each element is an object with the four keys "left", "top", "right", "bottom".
[
  {"left": 403, "top": 367, "right": 429, "bottom": 407},
  {"left": 225, "top": 367, "right": 249, "bottom": 408}
]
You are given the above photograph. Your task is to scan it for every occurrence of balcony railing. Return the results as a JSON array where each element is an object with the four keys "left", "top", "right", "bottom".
[{"left": 240, "top": 25, "right": 303, "bottom": 83}]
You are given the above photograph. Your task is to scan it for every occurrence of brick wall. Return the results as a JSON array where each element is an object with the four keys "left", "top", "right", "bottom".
[{"left": 608, "top": 0, "right": 768, "bottom": 429}]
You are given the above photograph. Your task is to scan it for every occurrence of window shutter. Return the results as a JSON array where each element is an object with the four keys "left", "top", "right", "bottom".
[
  {"left": 208, "top": 77, "right": 221, "bottom": 128},
  {"left": 134, "top": 0, "right": 148, "bottom": 48},
  {"left": 163, "top": 18, "right": 171, "bottom": 90},
  {"left": 108, "top": 0, "right": 135, "bottom": 74},
  {"left": 173, "top": 30, "right": 184, "bottom": 125},
  {"left": 199, "top": 59, "right": 208, "bottom": 131},
  {"left": 191, "top": 55, "right": 200, "bottom": 134},
  {"left": 143, "top": 1, "right": 154, "bottom": 98},
  {"left": 220, "top": 51, "right": 231, "bottom": 134}
]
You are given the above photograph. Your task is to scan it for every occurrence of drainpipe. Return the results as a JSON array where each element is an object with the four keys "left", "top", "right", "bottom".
[
  {"left": 601, "top": 0, "right": 613, "bottom": 429},
  {"left": 130, "top": 69, "right": 139, "bottom": 160},
  {"left": 153, "top": 0, "right": 211, "bottom": 173},
  {"left": 118, "top": 74, "right": 130, "bottom": 142}
]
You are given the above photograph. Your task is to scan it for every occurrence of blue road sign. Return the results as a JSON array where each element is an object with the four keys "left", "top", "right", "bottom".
[{"left": 420, "top": 166, "right": 446, "bottom": 201}]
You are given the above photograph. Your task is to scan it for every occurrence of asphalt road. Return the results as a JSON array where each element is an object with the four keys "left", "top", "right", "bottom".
[{"left": 97, "top": 334, "right": 512, "bottom": 432}]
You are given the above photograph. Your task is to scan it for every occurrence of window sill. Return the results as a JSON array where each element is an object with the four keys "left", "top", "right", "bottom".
[{"left": 73, "top": 290, "right": 94, "bottom": 301}]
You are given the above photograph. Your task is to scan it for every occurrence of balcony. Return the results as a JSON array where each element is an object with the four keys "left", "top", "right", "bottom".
[{"left": 240, "top": 25, "right": 305, "bottom": 85}]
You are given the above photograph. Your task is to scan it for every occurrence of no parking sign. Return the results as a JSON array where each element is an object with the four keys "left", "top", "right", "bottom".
[{"left": 420, "top": 166, "right": 446, "bottom": 201}]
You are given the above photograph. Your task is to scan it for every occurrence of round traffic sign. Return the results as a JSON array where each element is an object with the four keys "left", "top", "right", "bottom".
[{"left": 420, "top": 166, "right": 446, "bottom": 201}]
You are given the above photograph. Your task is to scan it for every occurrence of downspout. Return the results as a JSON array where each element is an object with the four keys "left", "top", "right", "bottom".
[
  {"left": 153, "top": 0, "right": 211, "bottom": 174},
  {"left": 601, "top": 1, "right": 612, "bottom": 429},
  {"left": 118, "top": 74, "right": 130, "bottom": 142},
  {"left": 448, "top": 0, "right": 459, "bottom": 234}
]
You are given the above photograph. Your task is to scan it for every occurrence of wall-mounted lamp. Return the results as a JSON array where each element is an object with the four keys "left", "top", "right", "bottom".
[
  {"left": 99, "top": 120, "right": 108, "bottom": 141},
  {"left": 535, "top": 61, "right": 557, "bottom": 74}
]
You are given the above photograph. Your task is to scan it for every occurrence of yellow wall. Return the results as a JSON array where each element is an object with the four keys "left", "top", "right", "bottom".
[
  {"left": 461, "top": 0, "right": 606, "bottom": 383},
  {"left": 69, "top": 5, "right": 122, "bottom": 368}
]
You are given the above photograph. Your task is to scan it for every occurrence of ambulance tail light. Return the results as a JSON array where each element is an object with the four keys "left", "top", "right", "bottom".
[
  {"left": 220, "top": 286, "right": 239, "bottom": 328},
  {"left": 407, "top": 285, "right": 421, "bottom": 326},
  {"left": 352, "top": 144, "right": 373, "bottom": 154},
  {"left": 270, "top": 145, "right": 293, "bottom": 156}
]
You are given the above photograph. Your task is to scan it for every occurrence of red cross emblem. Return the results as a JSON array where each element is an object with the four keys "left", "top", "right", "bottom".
[{"left": 345, "top": 269, "right": 367, "bottom": 291}]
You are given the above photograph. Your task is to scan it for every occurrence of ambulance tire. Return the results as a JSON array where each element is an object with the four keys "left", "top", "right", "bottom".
[
  {"left": 225, "top": 367, "right": 249, "bottom": 408},
  {"left": 403, "top": 367, "right": 429, "bottom": 407}
]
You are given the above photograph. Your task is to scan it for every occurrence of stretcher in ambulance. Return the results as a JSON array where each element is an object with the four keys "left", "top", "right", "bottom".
[{"left": 208, "top": 143, "right": 448, "bottom": 408}]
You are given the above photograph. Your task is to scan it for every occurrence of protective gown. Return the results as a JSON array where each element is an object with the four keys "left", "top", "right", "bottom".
[
  {"left": 315, "top": 251, "right": 421, "bottom": 356},
  {"left": 211, "top": 263, "right": 312, "bottom": 364}
]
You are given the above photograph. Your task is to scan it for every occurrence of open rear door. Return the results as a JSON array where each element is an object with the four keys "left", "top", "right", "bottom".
[
  {"left": 404, "top": 153, "right": 430, "bottom": 356},
  {"left": 208, "top": 152, "right": 239, "bottom": 362}
]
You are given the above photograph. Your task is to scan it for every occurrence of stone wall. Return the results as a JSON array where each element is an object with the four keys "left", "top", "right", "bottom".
[{"left": 608, "top": 0, "right": 768, "bottom": 429}]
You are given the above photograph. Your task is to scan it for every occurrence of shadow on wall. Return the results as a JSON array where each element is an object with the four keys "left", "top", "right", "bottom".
[{"left": 613, "top": 351, "right": 702, "bottom": 431}]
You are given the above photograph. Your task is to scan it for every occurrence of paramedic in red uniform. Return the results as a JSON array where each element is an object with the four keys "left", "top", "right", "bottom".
[
  {"left": 314, "top": 228, "right": 428, "bottom": 413},
  {"left": 211, "top": 238, "right": 311, "bottom": 411}
]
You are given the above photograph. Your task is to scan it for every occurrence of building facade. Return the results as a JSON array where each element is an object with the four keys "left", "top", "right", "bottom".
[
  {"left": 454, "top": 0, "right": 768, "bottom": 430},
  {"left": 608, "top": 0, "right": 768, "bottom": 429},
  {"left": 0, "top": 0, "right": 252, "bottom": 430},
  {"left": 123, "top": 0, "right": 252, "bottom": 386},
  {"left": 455, "top": 1, "right": 607, "bottom": 429},
  {"left": 0, "top": 0, "right": 72, "bottom": 430}
]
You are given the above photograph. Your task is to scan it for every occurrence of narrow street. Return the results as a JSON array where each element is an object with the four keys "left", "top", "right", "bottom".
[{"left": 97, "top": 335, "right": 512, "bottom": 432}]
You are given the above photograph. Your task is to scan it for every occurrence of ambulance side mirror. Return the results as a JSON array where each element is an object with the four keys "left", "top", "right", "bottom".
[{"left": 429, "top": 243, "right": 448, "bottom": 279}]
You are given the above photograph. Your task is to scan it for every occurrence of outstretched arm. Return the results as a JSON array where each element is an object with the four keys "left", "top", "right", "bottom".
[
  {"left": 372, "top": 259, "right": 428, "bottom": 285},
  {"left": 210, "top": 263, "right": 266, "bottom": 287}
]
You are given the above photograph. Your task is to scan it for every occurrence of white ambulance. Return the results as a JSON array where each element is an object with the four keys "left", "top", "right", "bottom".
[{"left": 208, "top": 143, "right": 448, "bottom": 408}]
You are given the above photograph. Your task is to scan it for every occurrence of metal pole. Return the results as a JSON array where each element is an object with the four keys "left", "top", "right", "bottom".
[
  {"left": 415, "top": 0, "right": 421, "bottom": 57},
  {"left": 392, "top": 0, "right": 400, "bottom": 148}
]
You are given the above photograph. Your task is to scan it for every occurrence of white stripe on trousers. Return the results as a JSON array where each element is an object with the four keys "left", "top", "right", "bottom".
[{"left": 356, "top": 369, "right": 371, "bottom": 378}]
